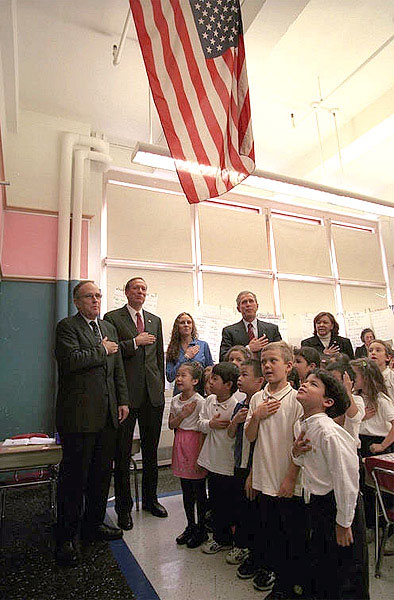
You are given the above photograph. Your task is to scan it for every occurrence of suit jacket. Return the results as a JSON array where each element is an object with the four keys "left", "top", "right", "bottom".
[
  {"left": 355, "top": 345, "right": 368, "bottom": 358},
  {"left": 55, "top": 313, "right": 129, "bottom": 433},
  {"left": 301, "top": 334, "right": 355, "bottom": 360},
  {"left": 104, "top": 305, "right": 165, "bottom": 408},
  {"left": 219, "top": 319, "right": 282, "bottom": 361}
]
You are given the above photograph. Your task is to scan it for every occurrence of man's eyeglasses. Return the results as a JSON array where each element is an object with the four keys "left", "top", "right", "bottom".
[{"left": 80, "top": 293, "right": 102, "bottom": 300}]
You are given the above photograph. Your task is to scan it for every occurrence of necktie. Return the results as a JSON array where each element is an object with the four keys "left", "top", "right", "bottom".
[
  {"left": 89, "top": 320, "right": 101, "bottom": 341},
  {"left": 247, "top": 323, "right": 255, "bottom": 342},
  {"left": 136, "top": 312, "right": 144, "bottom": 334}
]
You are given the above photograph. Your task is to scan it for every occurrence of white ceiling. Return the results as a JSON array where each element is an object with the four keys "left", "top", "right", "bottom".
[{"left": 3, "top": 0, "right": 394, "bottom": 202}]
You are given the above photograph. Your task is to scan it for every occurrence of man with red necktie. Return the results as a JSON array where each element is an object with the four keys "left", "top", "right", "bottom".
[
  {"left": 104, "top": 277, "right": 167, "bottom": 527},
  {"left": 219, "top": 291, "right": 282, "bottom": 361}
]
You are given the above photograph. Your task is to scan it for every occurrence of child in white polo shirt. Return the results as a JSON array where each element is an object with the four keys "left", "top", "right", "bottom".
[
  {"left": 198, "top": 361, "right": 239, "bottom": 554},
  {"left": 293, "top": 369, "right": 369, "bottom": 600},
  {"left": 244, "top": 341, "right": 305, "bottom": 599}
]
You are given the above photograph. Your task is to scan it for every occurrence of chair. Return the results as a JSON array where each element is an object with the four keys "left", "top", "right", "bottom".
[
  {"left": 108, "top": 438, "right": 141, "bottom": 511},
  {"left": 366, "top": 456, "right": 394, "bottom": 578},
  {"left": 0, "top": 435, "right": 60, "bottom": 545}
]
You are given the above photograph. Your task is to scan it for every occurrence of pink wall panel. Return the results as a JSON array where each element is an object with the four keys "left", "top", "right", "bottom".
[{"left": 1, "top": 211, "right": 89, "bottom": 279}]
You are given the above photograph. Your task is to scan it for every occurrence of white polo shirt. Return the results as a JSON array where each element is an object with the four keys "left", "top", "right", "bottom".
[
  {"left": 244, "top": 383, "right": 303, "bottom": 497},
  {"left": 197, "top": 393, "right": 237, "bottom": 476}
]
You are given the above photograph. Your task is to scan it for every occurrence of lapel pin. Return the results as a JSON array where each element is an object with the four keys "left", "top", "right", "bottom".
[{"left": 148, "top": 319, "right": 152, "bottom": 323}]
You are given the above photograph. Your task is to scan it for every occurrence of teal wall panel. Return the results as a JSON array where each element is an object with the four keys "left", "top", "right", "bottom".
[{"left": 0, "top": 280, "right": 57, "bottom": 439}]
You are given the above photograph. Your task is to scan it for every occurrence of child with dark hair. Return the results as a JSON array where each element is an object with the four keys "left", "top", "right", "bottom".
[
  {"left": 227, "top": 359, "right": 264, "bottom": 571},
  {"left": 326, "top": 361, "right": 365, "bottom": 446},
  {"left": 293, "top": 370, "right": 369, "bottom": 600},
  {"left": 168, "top": 362, "right": 207, "bottom": 548},
  {"left": 198, "top": 362, "right": 240, "bottom": 554},
  {"left": 294, "top": 347, "right": 320, "bottom": 384}
]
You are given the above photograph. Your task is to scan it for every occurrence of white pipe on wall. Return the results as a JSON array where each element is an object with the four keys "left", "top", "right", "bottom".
[
  {"left": 57, "top": 133, "right": 110, "bottom": 321},
  {"left": 70, "top": 149, "right": 111, "bottom": 282}
]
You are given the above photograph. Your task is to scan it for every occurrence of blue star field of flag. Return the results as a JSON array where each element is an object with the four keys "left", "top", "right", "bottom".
[{"left": 189, "top": 0, "right": 242, "bottom": 59}]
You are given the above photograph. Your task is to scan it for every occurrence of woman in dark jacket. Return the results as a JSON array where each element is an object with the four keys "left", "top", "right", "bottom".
[
  {"left": 355, "top": 328, "right": 375, "bottom": 358},
  {"left": 301, "top": 311, "right": 354, "bottom": 359}
]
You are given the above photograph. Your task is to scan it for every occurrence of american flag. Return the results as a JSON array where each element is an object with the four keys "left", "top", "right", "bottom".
[{"left": 130, "top": 0, "right": 255, "bottom": 204}]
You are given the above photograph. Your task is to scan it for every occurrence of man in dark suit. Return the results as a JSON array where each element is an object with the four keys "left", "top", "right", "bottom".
[
  {"left": 104, "top": 277, "right": 167, "bottom": 524},
  {"left": 55, "top": 281, "right": 129, "bottom": 566},
  {"left": 219, "top": 290, "right": 282, "bottom": 361}
]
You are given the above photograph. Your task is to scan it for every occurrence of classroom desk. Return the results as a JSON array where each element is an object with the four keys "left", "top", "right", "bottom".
[
  {"left": 0, "top": 442, "right": 62, "bottom": 543},
  {"left": 364, "top": 453, "right": 394, "bottom": 577},
  {"left": 0, "top": 442, "right": 62, "bottom": 471}
]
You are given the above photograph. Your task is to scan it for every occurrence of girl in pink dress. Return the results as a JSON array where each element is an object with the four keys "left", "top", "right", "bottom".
[{"left": 169, "top": 362, "right": 207, "bottom": 548}]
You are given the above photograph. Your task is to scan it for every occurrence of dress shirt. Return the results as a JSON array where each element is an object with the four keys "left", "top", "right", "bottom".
[
  {"left": 244, "top": 383, "right": 303, "bottom": 496},
  {"left": 293, "top": 413, "right": 359, "bottom": 528},
  {"left": 80, "top": 314, "right": 102, "bottom": 338},
  {"left": 126, "top": 304, "right": 144, "bottom": 350},
  {"left": 343, "top": 394, "right": 365, "bottom": 448},
  {"left": 242, "top": 318, "right": 258, "bottom": 340},
  {"left": 197, "top": 393, "right": 237, "bottom": 476},
  {"left": 166, "top": 340, "right": 214, "bottom": 387},
  {"left": 169, "top": 392, "right": 205, "bottom": 431}
]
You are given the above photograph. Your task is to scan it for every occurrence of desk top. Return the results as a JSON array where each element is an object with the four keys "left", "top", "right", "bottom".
[{"left": 0, "top": 443, "right": 62, "bottom": 471}]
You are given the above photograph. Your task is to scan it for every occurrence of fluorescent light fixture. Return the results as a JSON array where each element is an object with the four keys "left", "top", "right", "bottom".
[
  {"left": 131, "top": 142, "right": 394, "bottom": 217},
  {"left": 107, "top": 179, "right": 183, "bottom": 196}
]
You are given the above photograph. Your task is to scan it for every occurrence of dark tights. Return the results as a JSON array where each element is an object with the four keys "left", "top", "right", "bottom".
[{"left": 180, "top": 478, "right": 207, "bottom": 529}]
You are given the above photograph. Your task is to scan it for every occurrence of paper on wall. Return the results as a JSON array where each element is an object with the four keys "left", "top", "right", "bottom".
[{"left": 110, "top": 286, "right": 158, "bottom": 313}]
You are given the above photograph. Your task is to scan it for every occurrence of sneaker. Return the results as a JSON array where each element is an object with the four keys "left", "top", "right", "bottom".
[
  {"left": 236, "top": 553, "right": 258, "bottom": 579},
  {"left": 226, "top": 546, "right": 249, "bottom": 565},
  {"left": 253, "top": 568, "right": 276, "bottom": 592},
  {"left": 201, "top": 539, "right": 232, "bottom": 554},
  {"left": 186, "top": 529, "right": 209, "bottom": 549},
  {"left": 176, "top": 525, "right": 195, "bottom": 545}
]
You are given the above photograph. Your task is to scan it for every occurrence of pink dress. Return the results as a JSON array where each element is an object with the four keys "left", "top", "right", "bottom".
[{"left": 170, "top": 392, "right": 207, "bottom": 480}]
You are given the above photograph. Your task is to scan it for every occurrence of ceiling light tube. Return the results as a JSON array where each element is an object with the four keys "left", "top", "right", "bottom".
[{"left": 131, "top": 142, "right": 394, "bottom": 215}]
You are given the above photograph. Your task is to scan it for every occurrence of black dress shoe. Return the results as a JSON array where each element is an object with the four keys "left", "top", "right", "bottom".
[
  {"left": 55, "top": 540, "right": 79, "bottom": 566},
  {"left": 117, "top": 511, "right": 133, "bottom": 531},
  {"left": 142, "top": 500, "right": 168, "bottom": 518},
  {"left": 83, "top": 523, "right": 123, "bottom": 542},
  {"left": 176, "top": 525, "right": 195, "bottom": 545}
]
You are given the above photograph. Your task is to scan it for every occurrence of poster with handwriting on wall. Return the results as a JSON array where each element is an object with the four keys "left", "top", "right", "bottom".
[{"left": 111, "top": 286, "right": 158, "bottom": 313}]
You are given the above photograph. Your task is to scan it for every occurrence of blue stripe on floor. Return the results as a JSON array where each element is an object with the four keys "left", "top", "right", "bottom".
[
  {"left": 110, "top": 538, "right": 161, "bottom": 600},
  {"left": 107, "top": 492, "right": 181, "bottom": 599}
]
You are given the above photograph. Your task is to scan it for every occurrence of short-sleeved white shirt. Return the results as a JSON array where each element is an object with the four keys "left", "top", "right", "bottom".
[
  {"left": 245, "top": 383, "right": 303, "bottom": 497},
  {"left": 197, "top": 393, "right": 237, "bottom": 476},
  {"left": 169, "top": 392, "right": 205, "bottom": 431},
  {"left": 359, "top": 392, "right": 394, "bottom": 437}
]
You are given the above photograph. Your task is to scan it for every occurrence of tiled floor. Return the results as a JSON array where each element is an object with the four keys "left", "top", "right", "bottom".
[{"left": 108, "top": 493, "right": 394, "bottom": 600}]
